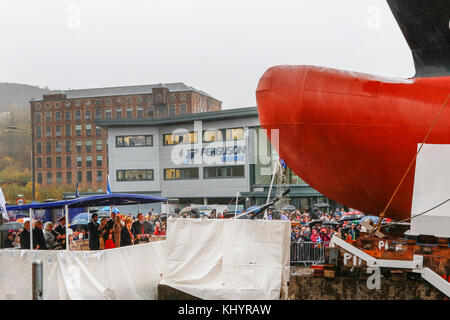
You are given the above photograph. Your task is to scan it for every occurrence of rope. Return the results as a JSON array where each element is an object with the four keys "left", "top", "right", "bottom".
[{"left": 368, "top": 94, "right": 450, "bottom": 236}]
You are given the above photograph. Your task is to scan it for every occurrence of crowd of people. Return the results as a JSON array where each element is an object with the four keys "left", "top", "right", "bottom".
[
  {"left": 286, "top": 206, "right": 362, "bottom": 243},
  {"left": 2, "top": 204, "right": 362, "bottom": 250},
  {"left": 2, "top": 211, "right": 167, "bottom": 250}
]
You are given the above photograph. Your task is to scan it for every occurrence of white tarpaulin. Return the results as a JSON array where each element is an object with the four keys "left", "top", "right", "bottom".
[
  {"left": 411, "top": 144, "right": 450, "bottom": 238},
  {"left": 0, "top": 218, "right": 290, "bottom": 300},
  {"left": 0, "top": 241, "right": 167, "bottom": 300},
  {"left": 160, "top": 218, "right": 291, "bottom": 300}
]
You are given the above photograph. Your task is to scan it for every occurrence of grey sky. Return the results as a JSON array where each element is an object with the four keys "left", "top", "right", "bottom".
[{"left": 0, "top": 0, "right": 414, "bottom": 109}]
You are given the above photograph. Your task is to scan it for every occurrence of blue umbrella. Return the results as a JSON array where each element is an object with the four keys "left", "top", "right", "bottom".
[
  {"left": 72, "top": 212, "right": 90, "bottom": 221},
  {"left": 99, "top": 206, "right": 120, "bottom": 213}
]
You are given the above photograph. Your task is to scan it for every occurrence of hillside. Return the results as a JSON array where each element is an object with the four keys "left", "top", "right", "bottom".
[{"left": 0, "top": 83, "right": 50, "bottom": 111}]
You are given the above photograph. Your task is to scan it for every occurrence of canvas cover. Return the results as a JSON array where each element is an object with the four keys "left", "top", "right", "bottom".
[
  {"left": 410, "top": 144, "right": 450, "bottom": 237},
  {"left": 0, "top": 218, "right": 290, "bottom": 300},
  {"left": 161, "top": 218, "right": 291, "bottom": 300}
]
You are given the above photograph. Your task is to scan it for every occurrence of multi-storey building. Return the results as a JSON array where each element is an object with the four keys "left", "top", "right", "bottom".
[{"left": 30, "top": 83, "right": 222, "bottom": 192}]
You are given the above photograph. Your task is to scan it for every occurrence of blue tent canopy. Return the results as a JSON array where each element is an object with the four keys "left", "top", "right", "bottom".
[
  {"left": 67, "top": 193, "right": 167, "bottom": 208},
  {"left": 6, "top": 193, "right": 167, "bottom": 211}
]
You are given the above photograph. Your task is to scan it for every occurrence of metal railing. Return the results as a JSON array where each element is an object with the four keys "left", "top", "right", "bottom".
[{"left": 290, "top": 241, "right": 330, "bottom": 266}]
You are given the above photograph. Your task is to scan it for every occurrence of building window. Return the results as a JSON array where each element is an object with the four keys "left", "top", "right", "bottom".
[
  {"left": 106, "top": 109, "right": 112, "bottom": 119},
  {"left": 86, "top": 155, "right": 92, "bottom": 167},
  {"left": 203, "top": 129, "right": 224, "bottom": 142},
  {"left": 66, "top": 172, "right": 72, "bottom": 184},
  {"left": 65, "top": 125, "right": 71, "bottom": 136},
  {"left": 66, "top": 156, "right": 72, "bottom": 168},
  {"left": 137, "top": 107, "right": 143, "bottom": 118},
  {"left": 55, "top": 125, "right": 61, "bottom": 137},
  {"left": 86, "top": 124, "right": 92, "bottom": 136},
  {"left": 163, "top": 132, "right": 197, "bottom": 145},
  {"left": 76, "top": 156, "right": 82, "bottom": 167},
  {"left": 46, "top": 126, "right": 51, "bottom": 137},
  {"left": 76, "top": 140, "right": 82, "bottom": 153},
  {"left": 75, "top": 124, "right": 82, "bottom": 136},
  {"left": 126, "top": 97, "right": 132, "bottom": 104},
  {"left": 45, "top": 112, "right": 51, "bottom": 122},
  {"left": 56, "top": 172, "right": 62, "bottom": 183},
  {"left": 37, "top": 173, "right": 42, "bottom": 183},
  {"left": 96, "top": 139, "right": 102, "bottom": 151},
  {"left": 55, "top": 102, "right": 61, "bottom": 109},
  {"left": 117, "top": 169, "right": 154, "bottom": 181},
  {"left": 137, "top": 96, "right": 144, "bottom": 104},
  {"left": 65, "top": 111, "right": 71, "bottom": 121},
  {"left": 55, "top": 141, "right": 62, "bottom": 153},
  {"left": 55, "top": 111, "right": 61, "bottom": 121},
  {"left": 85, "top": 109, "right": 91, "bottom": 120},
  {"left": 35, "top": 113, "right": 42, "bottom": 123},
  {"left": 116, "top": 135, "right": 153, "bottom": 147},
  {"left": 127, "top": 108, "right": 132, "bottom": 118},
  {"left": 180, "top": 104, "right": 187, "bottom": 114},
  {"left": 46, "top": 157, "right": 52, "bottom": 169},
  {"left": 86, "top": 171, "right": 92, "bottom": 182},
  {"left": 157, "top": 106, "right": 166, "bottom": 117},
  {"left": 115, "top": 108, "right": 122, "bottom": 119},
  {"left": 36, "top": 142, "right": 42, "bottom": 154},
  {"left": 96, "top": 155, "right": 102, "bottom": 167},
  {"left": 65, "top": 140, "right": 72, "bottom": 153},
  {"left": 96, "top": 126, "right": 102, "bottom": 136},
  {"left": 47, "top": 172, "right": 52, "bottom": 183},
  {"left": 95, "top": 109, "right": 102, "bottom": 119},
  {"left": 86, "top": 139, "right": 92, "bottom": 152},
  {"left": 65, "top": 101, "right": 71, "bottom": 108},
  {"left": 75, "top": 110, "right": 81, "bottom": 120},
  {"left": 35, "top": 103, "right": 41, "bottom": 110},
  {"left": 77, "top": 171, "right": 82, "bottom": 182},
  {"left": 169, "top": 94, "right": 175, "bottom": 102},
  {"left": 170, "top": 105, "right": 176, "bottom": 116},
  {"left": 36, "top": 126, "right": 41, "bottom": 138},
  {"left": 75, "top": 100, "right": 82, "bottom": 107},
  {"left": 96, "top": 171, "right": 103, "bottom": 182},
  {"left": 155, "top": 94, "right": 162, "bottom": 102},
  {"left": 202, "top": 128, "right": 245, "bottom": 142},
  {"left": 180, "top": 94, "right": 187, "bottom": 101},
  {"left": 164, "top": 168, "right": 199, "bottom": 180},
  {"left": 148, "top": 96, "right": 153, "bottom": 103},
  {"left": 203, "top": 165, "right": 245, "bottom": 179},
  {"left": 45, "top": 141, "right": 52, "bottom": 153},
  {"left": 36, "top": 157, "right": 42, "bottom": 169},
  {"left": 225, "top": 128, "right": 244, "bottom": 140},
  {"left": 147, "top": 107, "right": 154, "bottom": 117}
]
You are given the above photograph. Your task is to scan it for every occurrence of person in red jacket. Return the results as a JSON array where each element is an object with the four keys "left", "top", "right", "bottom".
[{"left": 310, "top": 228, "right": 320, "bottom": 243}]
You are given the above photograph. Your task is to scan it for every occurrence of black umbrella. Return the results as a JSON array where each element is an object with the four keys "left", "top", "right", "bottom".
[
  {"left": 316, "top": 202, "right": 331, "bottom": 208},
  {"left": 305, "top": 219, "right": 322, "bottom": 227},
  {"left": 323, "top": 220, "right": 339, "bottom": 226},
  {"left": 339, "top": 214, "right": 364, "bottom": 222}
]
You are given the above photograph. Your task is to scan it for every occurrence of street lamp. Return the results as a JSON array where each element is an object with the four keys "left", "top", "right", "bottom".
[{"left": 4, "top": 126, "right": 35, "bottom": 202}]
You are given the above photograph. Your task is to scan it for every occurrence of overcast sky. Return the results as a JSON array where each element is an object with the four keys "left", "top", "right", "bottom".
[{"left": 0, "top": 0, "right": 414, "bottom": 109}]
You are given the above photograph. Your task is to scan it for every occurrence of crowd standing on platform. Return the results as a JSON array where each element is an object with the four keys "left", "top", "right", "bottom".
[{"left": 2, "top": 204, "right": 361, "bottom": 250}]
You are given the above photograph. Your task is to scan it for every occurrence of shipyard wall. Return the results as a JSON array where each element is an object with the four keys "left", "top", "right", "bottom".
[{"left": 288, "top": 269, "right": 446, "bottom": 300}]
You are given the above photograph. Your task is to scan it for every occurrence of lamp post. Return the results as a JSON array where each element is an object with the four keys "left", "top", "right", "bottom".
[{"left": 4, "top": 126, "right": 35, "bottom": 202}]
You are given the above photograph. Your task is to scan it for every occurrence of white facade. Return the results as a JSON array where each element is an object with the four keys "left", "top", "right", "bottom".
[{"left": 104, "top": 110, "right": 260, "bottom": 204}]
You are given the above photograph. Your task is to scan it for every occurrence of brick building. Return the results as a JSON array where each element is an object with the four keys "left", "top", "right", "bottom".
[{"left": 30, "top": 83, "right": 222, "bottom": 192}]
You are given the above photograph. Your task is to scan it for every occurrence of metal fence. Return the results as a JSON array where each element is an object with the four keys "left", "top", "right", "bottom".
[{"left": 290, "top": 241, "right": 330, "bottom": 266}]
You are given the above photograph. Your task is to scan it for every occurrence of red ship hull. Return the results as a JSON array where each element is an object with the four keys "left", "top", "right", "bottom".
[{"left": 256, "top": 65, "right": 450, "bottom": 220}]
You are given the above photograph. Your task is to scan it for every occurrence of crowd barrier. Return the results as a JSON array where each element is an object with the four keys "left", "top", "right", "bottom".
[{"left": 290, "top": 241, "right": 329, "bottom": 266}]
